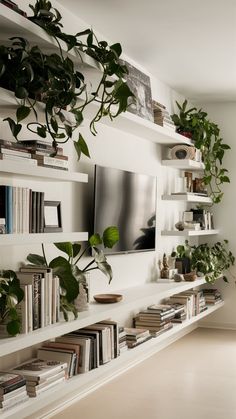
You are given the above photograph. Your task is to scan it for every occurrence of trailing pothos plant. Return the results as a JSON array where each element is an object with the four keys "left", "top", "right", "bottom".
[
  {"left": 0, "top": 0, "right": 134, "bottom": 159},
  {"left": 0, "top": 270, "right": 24, "bottom": 336},
  {"left": 171, "top": 100, "right": 230, "bottom": 204},
  {"left": 26, "top": 226, "right": 119, "bottom": 320}
]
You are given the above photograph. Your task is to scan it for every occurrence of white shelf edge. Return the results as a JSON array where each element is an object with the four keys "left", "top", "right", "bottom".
[
  {"left": 0, "top": 160, "right": 88, "bottom": 183},
  {"left": 161, "top": 229, "right": 219, "bottom": 237},
  {"left": 0, "top": 87, "right": 193, "bottom": 147},
  {"left": 0, "top": 4, "right": 100, "bottom": 70},
  {"left": 2, "top": 301, "right": 224, "bottom": 419},
  {"left": 162, "top": 194, "right": 212, "bottom": 204},
  {"left": 0, "top": 232, "right": 88, "bottom": 246},
  {"left": 0, "top": 278, "right": 208, "bottom": 356},
  {"left": 162, "top": 159, "right": 205, "bottom": 171}
]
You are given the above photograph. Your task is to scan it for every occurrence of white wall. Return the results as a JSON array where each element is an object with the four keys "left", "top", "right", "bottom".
[{"left": 198, "top": 102, "right": 236, "bottom": 329}]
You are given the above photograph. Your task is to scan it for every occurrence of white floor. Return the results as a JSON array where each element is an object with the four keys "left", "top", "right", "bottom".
[{"left": 51, "top": 328, "right": 236, "bottom": 419}]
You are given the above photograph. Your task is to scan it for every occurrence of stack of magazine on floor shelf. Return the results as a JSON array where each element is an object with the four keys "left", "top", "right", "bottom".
[
  {"left": 124, "top": 327, "right": 152, "bottom": 348},
  {"left": 133, "top": 304, "right": 175, "bottom": 337},
  {"left": 202, "top": 289, "right": 222, "bottom": 305},
  {"left": 0, "top": 372, "right": 28, "bottom": 412},
  {"left": 11, "top": 359, "right": 67, "bottom": 398}
]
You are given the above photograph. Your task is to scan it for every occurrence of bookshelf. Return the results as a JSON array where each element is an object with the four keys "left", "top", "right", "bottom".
[
  {"left": 162, "top": 194, "right": 212, "bottom": 204},
  {"left": 162, "top": 159, "right": 205, "bottom": 171},
  {"left": 0, "top": 232, "right": 88, "bottom": 246}
]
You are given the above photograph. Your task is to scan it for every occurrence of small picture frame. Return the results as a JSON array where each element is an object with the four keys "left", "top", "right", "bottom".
[{"left": 44, "top": 201, "right": 62, "bottom": 233}]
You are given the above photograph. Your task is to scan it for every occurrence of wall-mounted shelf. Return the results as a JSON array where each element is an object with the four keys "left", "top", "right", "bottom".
[
  {"left": 161, "top": 229, "right": 219, "bottom": 237},
  {"left": 3, "top": 300, "right": 224, "bottom": 419},
  {"left": 0, "top": 160, "right": 88, "bottom": 183},
  {"left": 0, "top": 3, "right": 100, "bottom": 70},
  {"left": 162, "top": 159, "right": 205, "bottom": 171},
  {"left": 162, "top": 193, "right": 212, "bottom": 204},
  {"left": 0, "top": 232, "right": 88, "bottom": 246}
]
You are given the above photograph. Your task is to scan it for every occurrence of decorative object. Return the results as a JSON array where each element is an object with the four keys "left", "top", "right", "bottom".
[
  {"left": 43, "top": 201, "right": 62, "bottom": 233},
  {"left": 171, "top": 100, "right": 231, "bottom": 204},
  {"left": 175, "top": 221, "right": 185, "bottom": 231},
  {"left": 120, "top": 59, "right": 153, "bottom": 122},
  {"left": 26, "top": 226, "right": 119, "bottom": 320},
  {"left": 0, "top": 270, "right": 24, "bottom": 336},
  {"left": 173, "top": 273, "right": 184, "bottom": 282},
  {"left": 170, "top": 145, "right": 196, "bottom": 160},
  {"left": 160, "top": 253, "right": 169, "bottom": 279},
  {"left": 0, "top": 0, "right": 134, "bottom": 160},
  {"left": 0, "top": 218, "right": 6, "bottom": 234},
  {"left": 93, "top": 294, "right": 123, "bottom": 304},
  {"left": 152, "top": 100, "right": 176, "bottom": 131},
  {"left": 74, "top": 283, "right": 89, "bottom": 312},
  {"left": 183, "top": 271, "right": 197, "bottom": 281}
]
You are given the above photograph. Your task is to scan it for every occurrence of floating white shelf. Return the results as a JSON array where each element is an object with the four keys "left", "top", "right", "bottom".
[
  {"left": 0, "top": 277, "right": 207, "bottom": 357},
  {"left": 162, "top": 159, "right": 205, "bottom": 171},
  {"left": 0, "top": 232, "right": 88, "bottom": 246},
  {"left": 3, "top": 301, "right": 224, "bottom": 419},
  {"left": 0, "top": 87, "right": 193, "bottom": 147},
  {"left": 0, "top": 4, "right": 100, "bottom": 70},
  {"left": 161, "top": 229, "right": 219, "bottom": 237},
  {"left": 0, "top": 160, "right": 88, "bottom": 183},
  {"left": 162, "top": 193, "right": 212, "bottom": 204}
]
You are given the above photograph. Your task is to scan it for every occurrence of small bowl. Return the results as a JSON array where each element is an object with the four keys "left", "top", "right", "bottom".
[{"left": 93, "top": 294, "right": 123, "bottom": 304}]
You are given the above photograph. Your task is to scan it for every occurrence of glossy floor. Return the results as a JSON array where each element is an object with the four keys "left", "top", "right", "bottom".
[{"left": 51, "top": 328, "right": 236, "bottom": 419}]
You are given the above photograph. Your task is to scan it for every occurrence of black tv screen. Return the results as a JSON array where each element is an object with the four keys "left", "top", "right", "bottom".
[{"left": 93, "top": 165, "right": 156, "bottom": 253}]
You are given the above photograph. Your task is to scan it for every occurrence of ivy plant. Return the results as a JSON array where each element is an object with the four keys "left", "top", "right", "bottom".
[
  {"left": 26, "top": 226, "right": 119, "bottom": 320},
  {"left": 171, "top": 100, "right": 230, "bottom": 204},
  {"left": 0, "top": 0, "right": 134, "bottom": 159},
  {"left": 0, "top": 270, "right": 24, "bottom": 336}
]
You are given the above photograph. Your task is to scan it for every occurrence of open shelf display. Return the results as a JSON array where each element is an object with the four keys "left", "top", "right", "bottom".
[
  {"left": 0, "top": 159, "right": 88, "bottom": 183},
  {"left": 162, "top": 193, "right": 212, "bottom": 204},
  {"left": 161, "top": 229, "right": 219, "bottom": 237},
  {"left": 0, "top": 231, "right": 88, "bottom": 246},
  {"left": 2, "top": 300, "right": 224, "bottom": 419},
  {"left": 162, "top": 159, "right": 205, "bottom": 171}
]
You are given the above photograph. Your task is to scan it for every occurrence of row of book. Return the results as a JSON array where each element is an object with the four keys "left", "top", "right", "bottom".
[
  {"left": 0, "top": 139, "right": 68, "bottom": 170},
  {"left": 0, "top": 185, "right": 45, "bottom": 234},
  {"left": 152, "top": 100, "right": 176, "bottom": 131},
  {"left": 0, "top": 267, "right": 60, "bottom": 336}
]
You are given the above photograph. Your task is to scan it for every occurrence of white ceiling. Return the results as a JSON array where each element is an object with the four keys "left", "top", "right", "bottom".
[{"left": 57, "top": 0, "right": 236, "bottom": 103}]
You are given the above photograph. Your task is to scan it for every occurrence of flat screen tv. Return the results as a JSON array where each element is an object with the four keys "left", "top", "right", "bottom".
[{"left": 93, "top": 165, "right": 156, "bottom": 254}]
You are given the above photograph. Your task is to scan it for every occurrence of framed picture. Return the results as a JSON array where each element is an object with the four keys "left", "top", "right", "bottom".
[{"left": 43, "top": 201, "right": 62, "bottom": 233}]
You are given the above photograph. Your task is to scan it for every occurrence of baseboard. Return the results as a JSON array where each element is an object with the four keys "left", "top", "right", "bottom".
[
  {"left": 42, "top": 323, "right": 197, "bottom": 419},
  {"left": 198, "top": 321, "right": 236, "bottom": 330}
]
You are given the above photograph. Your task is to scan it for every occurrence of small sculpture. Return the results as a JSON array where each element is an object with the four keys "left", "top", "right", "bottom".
[
  {"left": 174, "top": 273, "right": 184, "bottom": 282},
  {"left": 175, "top": 221, "right": 185, "bottom": 231},
  {"left": 160, "top": 253, "right": 169, "bottom": 279},
  {"left": 74, "top": 283, "right": 89, "bottom": 312}
]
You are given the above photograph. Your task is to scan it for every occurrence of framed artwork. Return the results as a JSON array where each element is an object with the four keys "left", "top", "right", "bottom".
[
  {"left": 120, "top": 60, "right": 154, "bottom": 122},
  {"left": 44, "top": 201, "right": 62, "bottom": 232}
]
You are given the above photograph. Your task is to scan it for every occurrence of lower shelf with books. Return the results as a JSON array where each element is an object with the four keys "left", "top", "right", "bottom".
[{"left": 2, "top": 301, "right": 224, "bottom": 419}]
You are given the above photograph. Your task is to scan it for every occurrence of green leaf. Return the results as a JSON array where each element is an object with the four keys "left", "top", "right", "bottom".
[
  {"left": 37, "top": 126, "right": 47, "bottom": 138},
  {"left": 89, "top": 233, "right": 102, "bottom": 247},
  {"left": 27, "top": 253, "right": 46, "bottom": 266},
  {"left": 94, "top": 248, "right": 113, "bottom": 283},
  {"left": 54, "top": 242, "right": 73, "bottom": 257},
  {"left": 73, "top": 141, "right": 81, "bottom": 161},
  {"left": 50, "top": 117, "right": 58, "bottom": 133},
  {"left": 72, "top": 243, "right": 81, "bottom": 258},
  {"left": 15, "top": 87, "right": 29, "bottom": 99},
  {"left": 3, "top": 118, "right": 22, "bottom": 139},
  {"left": 7, "top": 320, "right": 21, "bottom": 336},
  {"left": 103, "top": 226, "right": 119, "bottom": 248},
  {"left": 49, "top": 256, "right": 70, "bottom": 272},
  {"left": 16, "top": 106, "right": 30, "bottom": 122},
  {"left": 220, "top": 176, "right": 230, "bottom": 183},
  {"left": 74, "top": 133, "right": 90, "bottom": 160},
  {"left": 110, "top": 43, "right": 122, "bottom": 57}
]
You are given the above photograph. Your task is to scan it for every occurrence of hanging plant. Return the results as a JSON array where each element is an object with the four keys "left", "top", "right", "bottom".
[
  {"left": 171, "top": 100, "right": 230, "bottom": 204},
  {"left": 0, "top": 0, "right": 134, "bottom": 159}
]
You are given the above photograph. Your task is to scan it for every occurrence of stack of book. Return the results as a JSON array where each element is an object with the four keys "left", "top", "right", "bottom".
[
  {"left": 202, "top": 289, "right": 222, "bottom": 305},
  {"left": 134, "top": 304, "right": 175, "bottom": 337},
  {"left": 19, "top": 140, "right": 69, "bottom": 171},
  {"left": 0, "top": 185, "right": 45, "bottom": 234},
  {"left": 166, "top": 289, "right": 207, "bottom": 320},
  {"left": 152, "top": 101, "right": 176, "bottom": 131},
  {"left": 164, "top": 302, "right": 187, "bottom": 324},
  {"left": 15, "top": 267, "right": 60, "bottom": 334},
  {"left": 0, "top": 139, "right": 68, "bottom": 171},
  {"left": 0, "top": 0, "right": 27, "bottom": 17},
  {"left": 0, "top": 372, "right": 28, "bottom": 412},
  {"left": 124, "top": 327, "right": 152, "bottom": 348},
  {"left": 54, "top": 320, "right": 119, "bottom": 373},
  {"left": 11, "top": 359, "right": 67, "bottom": 398},
  {"left": 118, "top": 326, "right": 128, "bottom": 354}
]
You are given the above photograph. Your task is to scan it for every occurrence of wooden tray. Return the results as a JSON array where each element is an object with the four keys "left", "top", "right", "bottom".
[{"left": 93, "top": 294, "right": 123, "bottom": 304}]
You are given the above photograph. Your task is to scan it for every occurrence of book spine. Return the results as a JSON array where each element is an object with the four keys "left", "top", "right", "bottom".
[
  {"left": 31, "top": 191, "right": 37, "bottom": 234},
  {"left": 0, "top": 148, "right": 31, "bottom": 158},
  {"left": 6, "top": 186, "right": 13, "bottom": 234},
  {"left": 39, "top": 191, "right": 45, "bottom": 233},
  {"left": 33, "top": 156, "right": 68, "bottom": 168},
  {"left": 27, "top": 284, "right": 33, "bottom": 333}
]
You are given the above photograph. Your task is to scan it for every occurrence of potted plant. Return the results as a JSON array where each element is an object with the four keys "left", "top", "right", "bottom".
[
  {"left": 0, "top": 0, "right": 134, "bottom": 160},
  {"left": 171, "top": 100, "right": 231, "bottom": 204},
  {"left": 172, "top": 240, "right": 192, "bottom": 274},
  {"left": 26, "top": 226, "right": 119, "bottom": 320},
  {"left": 0, "top": 270, "right": 24, "bottom": 336}
]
